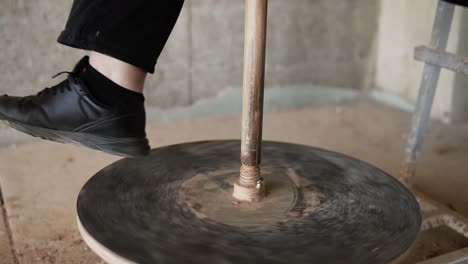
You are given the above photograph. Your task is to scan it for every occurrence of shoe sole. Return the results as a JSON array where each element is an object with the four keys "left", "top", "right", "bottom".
[{"left": 1, "top": 119, "right": 150, "bottom": 158}]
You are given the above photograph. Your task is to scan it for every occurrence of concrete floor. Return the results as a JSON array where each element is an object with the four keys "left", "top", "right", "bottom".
[{"left": 0, "top": 99, "right": 468, "bottom": 263}]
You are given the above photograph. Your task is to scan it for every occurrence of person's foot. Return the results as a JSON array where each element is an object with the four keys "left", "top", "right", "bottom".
[{"left": 0, "top": 57, "right": 150, "bottom": 157}]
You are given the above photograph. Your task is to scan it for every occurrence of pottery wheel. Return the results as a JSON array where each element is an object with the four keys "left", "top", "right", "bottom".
[{"left": 77, "top": 140, "right": 421, "bottom": 264}]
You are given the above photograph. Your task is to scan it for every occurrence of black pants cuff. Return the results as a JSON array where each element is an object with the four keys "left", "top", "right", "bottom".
[
  {"left": 57, "top": 0, "right": 184, "bottom": 74},
  {"left": 58, "top": 30, "right": 157, "bottom": 73}
]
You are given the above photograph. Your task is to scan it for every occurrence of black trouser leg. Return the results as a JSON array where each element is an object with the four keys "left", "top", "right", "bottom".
[{"left": 58, "top": 0, "right": 185, "bottom": 73}]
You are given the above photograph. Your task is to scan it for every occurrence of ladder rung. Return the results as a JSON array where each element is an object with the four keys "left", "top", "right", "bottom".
[{"left": 414, "top": 45, "right": 468, "bottom": 75}]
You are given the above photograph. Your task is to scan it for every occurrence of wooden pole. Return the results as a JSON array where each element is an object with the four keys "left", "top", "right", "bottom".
[{"left": 233, "top": 0, "right": 268, "bottom": 202}]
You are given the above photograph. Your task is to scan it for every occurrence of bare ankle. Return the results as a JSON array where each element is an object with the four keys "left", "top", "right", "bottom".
[{"left": 88, "top": 51, "right": 147, "bottom": 93}]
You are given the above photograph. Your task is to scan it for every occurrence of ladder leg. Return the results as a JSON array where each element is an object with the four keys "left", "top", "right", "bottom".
[{"left": 400, "top": 0, "right": 455, "bottom": 186}]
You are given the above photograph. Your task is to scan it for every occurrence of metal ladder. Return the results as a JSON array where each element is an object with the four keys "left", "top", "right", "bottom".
[{"left": 400, "top": 1, "right": 468, "bottom": 263}]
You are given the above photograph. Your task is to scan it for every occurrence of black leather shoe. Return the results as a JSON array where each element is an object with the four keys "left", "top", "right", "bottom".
[{"left": 0, "top": 58, "right": 150, "bottom": 157}]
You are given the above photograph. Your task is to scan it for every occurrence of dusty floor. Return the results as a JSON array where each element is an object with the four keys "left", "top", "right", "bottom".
[{"left": 0, "top": 99, "right": 468, "bottom": 263}]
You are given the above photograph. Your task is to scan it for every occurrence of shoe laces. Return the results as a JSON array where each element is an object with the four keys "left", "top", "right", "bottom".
[{"left": 37, "top": 71, "right": 75, "bottom": 97}]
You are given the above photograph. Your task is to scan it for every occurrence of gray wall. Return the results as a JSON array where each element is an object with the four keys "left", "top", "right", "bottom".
[
  {"left": 451, "top": 9, "right": 468, "bottom": 123},
  {"left": 0, "top": 0, "right": 378, "bottom": 109}
]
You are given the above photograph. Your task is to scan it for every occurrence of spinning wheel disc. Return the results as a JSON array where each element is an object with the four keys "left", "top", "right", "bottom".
[{"left": 77, "top": 140, "right": 421, "bottom": 264}]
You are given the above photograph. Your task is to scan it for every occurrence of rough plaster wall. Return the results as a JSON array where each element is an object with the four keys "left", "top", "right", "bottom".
[
  {"left": 0, "top": 0, "right": 378, "bottom": 110},
  {"left": 0, "top": 1, "right": 85, "bottom": 97},
  {"left": 375, "top": 0, "right": 468, "bottom": 122},
  {"left": 189, "top": 0, "right": 379, "bottom": 102},
  {"left": 265, "top": 0, "right": 378, "bottom": 91}
]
